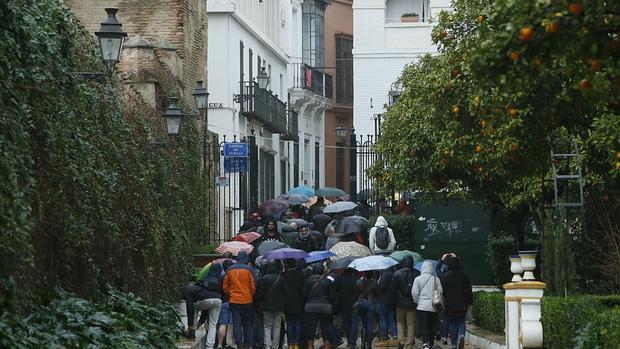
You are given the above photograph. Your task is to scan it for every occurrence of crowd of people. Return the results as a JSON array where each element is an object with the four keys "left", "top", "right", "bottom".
[{"left": 183, "top": 199, "right": 473, "bottom": 349}]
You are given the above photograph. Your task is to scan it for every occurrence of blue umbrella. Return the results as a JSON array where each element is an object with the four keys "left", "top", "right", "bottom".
[
  {"left": 348, "top": 255, "right": 399, "bottom": 271},
  {"left": 288, "top": 186, "right": 315, "bottom": 197},
  {"left": 414, "top": 259, "right": 446, "bottom": 276},
  {"left": 305, "top": 250, "right": 337, "bottom": 263},
  {"left": 264, "top": 247, "right": 309, "bottom": 260}
]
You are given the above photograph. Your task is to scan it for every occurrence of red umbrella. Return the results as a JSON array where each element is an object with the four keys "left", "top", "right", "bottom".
[
  {"left": 215, "top": 241, "right": 254, "bottom": 256},
  {"left": 233, "top": 232, "right": 262, "bottom": 243}
]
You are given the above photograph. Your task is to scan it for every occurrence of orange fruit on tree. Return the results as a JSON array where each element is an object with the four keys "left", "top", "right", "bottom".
[
  {"left": 519, "top": 27, "right": 534, "bottom": 43},
  {"left": 477, "top": 166, "right": 485, "bottom": 173},
  {"left": 444, "top": 150, "right": 451, "bottom": 157},
  {"left": 475, "top": 145, "right": 483, "bottom": 153},
  {"left": 509, "top": 108, "right": 519, "bottom": 117},
  {"left": 452, "top": 105, "right": 460, "bottom": 114},
  {"left": 568, "top": 3, "right": 584, "bottom": 16},
  {"left": 510, "top": 51, "right": 521, "bottom": 62},
  {"left": 591, "top": 59, "right": 602, "bottom": 71},
  {"left": 579, "top": 79, "right": 592, "bottom": 90},
  {"left": 511, "top": 143, "right": 519, "bottom": 152},
  {"left": 480, "top": 120, "right": 488, "bottom": 127},
  {"left": 477, "top": 15, "right": 485, "bottom": 23},
  {"left": 616, "top": 162, "right": 620, "bottom": 169},
  {"left": 616, "top": 151, "right": 620, "bottom": 159},
  {"left": 546, "top": 22, "right": 559, "bottom": 33}
]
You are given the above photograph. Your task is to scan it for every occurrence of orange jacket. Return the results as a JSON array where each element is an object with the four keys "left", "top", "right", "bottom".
[{"left": 223, "top": 265, "right": 256, "bottom": 304}]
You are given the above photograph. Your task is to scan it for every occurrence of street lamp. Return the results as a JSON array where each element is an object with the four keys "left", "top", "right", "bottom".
[
  {"left": 95, "top": 8, "right": 127, "bottom": 72},
  {"left": 164, "top": 97, "right": 184, "bottom": 136},
  {"left": 257, "top": 66, "right": 270, "bottom": 90},
  {"left": 192, "top": 80, "right": 209, "bottom": 112},
  {"left": 335, "top": 124, "right": 349, "bottom": 139}
]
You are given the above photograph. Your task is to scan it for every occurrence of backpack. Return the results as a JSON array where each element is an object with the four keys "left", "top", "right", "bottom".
[
  {"left": 399, "top": 270, "right": 416, "bottom": 298},
  {"left": 375, "top": 226, "right": 390, "bottom": 250}
]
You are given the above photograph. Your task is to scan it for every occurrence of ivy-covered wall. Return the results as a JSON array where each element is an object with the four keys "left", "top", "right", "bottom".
[{"left": 0, "top": 0, "right": 204, "bottom": 303}]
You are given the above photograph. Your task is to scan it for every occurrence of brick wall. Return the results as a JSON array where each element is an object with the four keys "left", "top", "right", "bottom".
[{"left": 64, "top": 0, "right": 207, "bottom": 99}]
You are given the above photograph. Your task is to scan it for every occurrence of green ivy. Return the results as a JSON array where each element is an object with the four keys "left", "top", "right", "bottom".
[{"left": 0, "top": 0, "right": 204, "bottom": 304}]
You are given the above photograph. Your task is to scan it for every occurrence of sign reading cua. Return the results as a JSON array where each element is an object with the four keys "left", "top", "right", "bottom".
[{"left": 207, "top": 102, "right": 224, "bottom": 109}]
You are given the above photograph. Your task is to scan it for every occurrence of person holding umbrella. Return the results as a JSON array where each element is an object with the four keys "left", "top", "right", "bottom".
[
  {"left": 303, "top": 263, "right": 337, "bottom": 349},
  {"left": 307, "top": 196, "right": 326, "bottom": 220},
  {"left": 282, "top": 259, "right": 305, "bottom": 349},
  {"left": 294, "top": 224, "right": 323, "bottom": 253},
  {"left": 437, "top": 254, "right": 472, "bottom": 349},
  {"left": 392, "top": 255, "right": 420, "bottom": 349},
  {"left": 256, "top": 260, "right": 286, "bottom": 349}
]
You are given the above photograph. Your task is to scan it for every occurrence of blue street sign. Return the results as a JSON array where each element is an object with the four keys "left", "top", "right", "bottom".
[
  {"left": 223, "top": 142, "right": 249, "bottom": 157},
  {"left": 224, "top": 157, "right": 248, "bottom": 172}
]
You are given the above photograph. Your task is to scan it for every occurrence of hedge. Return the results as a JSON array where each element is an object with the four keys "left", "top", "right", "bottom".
[
  {"left": 369, "top": 215, "right": 418, "bottom": 250},
  {"left": 1, "top": 0, "right": 202, "bottom": 304},
  {"left": 472, "top": 292, "right": 620, "bottom": 348}
]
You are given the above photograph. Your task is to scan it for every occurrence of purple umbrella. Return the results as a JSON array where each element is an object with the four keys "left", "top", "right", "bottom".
[
  {"left": 263, "top": 247, "right": 309, "bottom": 260},
  {"left": 259, "top": 199, "right": 289, "bottom": 216}
]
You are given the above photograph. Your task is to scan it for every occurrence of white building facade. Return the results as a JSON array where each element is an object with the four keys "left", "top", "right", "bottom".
[
  {"left": 352, "top": 0, "right": 451, "bottom": 136},
  {"left": 207, "top": 0, "right": 332, "bottom": 236}
]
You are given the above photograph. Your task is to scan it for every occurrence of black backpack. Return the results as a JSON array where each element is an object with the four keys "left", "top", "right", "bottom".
[
  {"left": 375, "top": 226, "right": 390, "bottom": 249},
  {"left": 399, "top": 269, "right": 417, "bottom": 298}
]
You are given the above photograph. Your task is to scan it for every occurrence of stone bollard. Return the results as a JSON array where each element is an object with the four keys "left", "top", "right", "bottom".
[{"left": 503, "top": 252, "right": 545, "bottom": 348}]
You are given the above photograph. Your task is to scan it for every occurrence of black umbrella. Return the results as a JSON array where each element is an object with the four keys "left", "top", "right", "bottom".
[
  {"left": 335, "top": 217, "right": 363, "bottom": 236},
  {"left": 329, "top": 256, "right": 361, "bottom": 270}
]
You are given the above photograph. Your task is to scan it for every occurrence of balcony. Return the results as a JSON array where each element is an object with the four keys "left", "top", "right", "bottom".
[
  {"left": 239, "top": 81, "right": 287, "bottom": 134},
  {"left": 281, "top": 109, "right": 299, "bottom": 142},
  {"left": 291, "top": 63, "right": 333, "bottom": 99}
]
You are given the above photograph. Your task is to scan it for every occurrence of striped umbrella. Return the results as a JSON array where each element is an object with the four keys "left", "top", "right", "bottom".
[{"left": 215, "top": 241, "right": 254, "bottom": 256}]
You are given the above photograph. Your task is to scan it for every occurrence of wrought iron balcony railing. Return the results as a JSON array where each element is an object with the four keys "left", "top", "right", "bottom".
[
  {"left": 291, "top": 63, "right": 333, "bottom": 99},
  {"left": 281, "top": 109, "right": 299, "bottom": 142},
  {"left": 236, "top": 81, "right": 287, "bottom": 134}
]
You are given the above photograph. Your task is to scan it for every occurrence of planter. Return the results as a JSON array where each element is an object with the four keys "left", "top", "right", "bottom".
[{"left": 401, "top": 16, "right": 419, "bottom": 23}]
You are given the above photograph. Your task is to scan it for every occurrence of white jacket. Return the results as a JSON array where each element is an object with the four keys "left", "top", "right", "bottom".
[
  {"left": 368, "top": 216, "right": 396, "bottom": 254},
  {"left": 411, "top": 260, "right": 442, "bottom": 312}
]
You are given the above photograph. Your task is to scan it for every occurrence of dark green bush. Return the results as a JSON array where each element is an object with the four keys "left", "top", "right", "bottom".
[
  {"left": 487, "top": 232, "right": 539, "bottom": 286},
  {"left": 472, "top": 291, "right": 505, "bottom": 334},
  {"left": 573, "top": 307, "right": 620, "bottom": 349},
  {"left": 369, "top": 215, "right": 417, "bottom": 250},
  {"left": 0, "top": 287, "right": 183, "bottom": 348}
]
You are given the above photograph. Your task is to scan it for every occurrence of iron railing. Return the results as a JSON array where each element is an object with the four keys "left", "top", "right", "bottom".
[
  {"left": 291, "top": 63, "right": 333, "bottom": 99},
  {"left": 239, "top": 81, "right": 287, "bottom": 134}
]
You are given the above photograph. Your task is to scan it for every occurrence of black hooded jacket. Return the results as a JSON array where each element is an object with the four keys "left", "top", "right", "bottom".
[
  {"left": 303, "top": 264, "right": 336, "bottom": 307},
  {"left": 258, "top": 218, "right": 284, "bottom": 243},
  {"left": 438, "top": 257, "right": 473, "bottom": 316},
  {"left": 282, "top": 264, "right": 306, "bottom": 315},
  {"left": 392, "top": 256, "right": 420, "bottom": 308},
  {"left": 257, "top": 261, "right": 286, "bottom": 312}
]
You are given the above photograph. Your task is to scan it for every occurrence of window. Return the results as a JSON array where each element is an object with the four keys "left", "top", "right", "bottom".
[
  {"left": 294, "top": 143, "right": 299, "bottom": 186},
  {"left": 259, "top": 150, "right": 275, "bottom": 203},
  {"left": 302, "top": 0, "right": 327, "bottom": 68},
  {"left": 280, "top": 159, "right": 287, "bottom": 194},
  {"left": 239, "top": 41, "right": 244, "bottom": 87},
  {"left": 335, "top": 36, "right": 353, "bottom": 104},
  {"left": 249, "top": 49, "right": 253, "bottom": 82},
  {"left": 336, "top": 141, "right": 344, "bottom": 189}
]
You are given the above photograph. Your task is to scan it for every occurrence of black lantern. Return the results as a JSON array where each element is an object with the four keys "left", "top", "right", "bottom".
[
  {"left": 95, "top": 8, "right": 127, "bottom": 72},
  {"left": 192, "top": 80, "right": 209, "bottom": 112},
  {"left": 335, "top": 124, "right": 349, "bottom": 139},
  {"left": 257, "top": 66, "right": 270, "bottom": 90},
  {"left": 164, "top": 97, "right": 184, "bottom": 136}
]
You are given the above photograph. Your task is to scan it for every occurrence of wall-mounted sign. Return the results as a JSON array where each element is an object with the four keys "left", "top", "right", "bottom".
[{"left": 207, "top": 102, "right": 224, "bottom": 109}]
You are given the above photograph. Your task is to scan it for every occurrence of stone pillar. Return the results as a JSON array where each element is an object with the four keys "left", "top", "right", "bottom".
[{"left": 503, "top": 281, "right": 545, "bottom": 348}]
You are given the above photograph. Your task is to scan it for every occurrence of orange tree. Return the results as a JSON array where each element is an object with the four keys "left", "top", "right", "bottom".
[{"left": 372, "top": 0, "right": 619, "bottom": 247}]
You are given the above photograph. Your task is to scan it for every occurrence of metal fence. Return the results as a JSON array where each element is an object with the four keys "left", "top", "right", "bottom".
[{"left": 355, "top": 134, "right": 396, "bottom": 217}]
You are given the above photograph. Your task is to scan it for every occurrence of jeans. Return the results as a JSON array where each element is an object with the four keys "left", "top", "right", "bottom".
[
  {"left": 350, "top": 299, "right": 375, "bottom": 343},
  {"left": 396, "top": 307, "right": 416, "bottom": 346},
  {"left": 416, "top": 310, "right": 438, "bottom": 346},
  {"left": 195, "top": 298, "right": 222, "bottom": 349},
  {"left": 378, "top": 303, "right": 397, "bottom": 339},
  {"left": 263, "top": 311, "right": 283, "bottom": 349},
  {"left": 448, "top": 314, "right": 466, "bottom": 348},
  {"left": 440, "top": 311, "right": 449, "bottom": 338},
  {"left": 230, "top": 303, "right": 255, "bottom": 346},
  {"left": 286, "top": 314, "right": 303, "bottom": 344}
]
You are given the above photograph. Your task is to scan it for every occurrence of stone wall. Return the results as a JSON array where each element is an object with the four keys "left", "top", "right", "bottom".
[{"left": 64, "top": 0, "right": 207, "bottom": 100}]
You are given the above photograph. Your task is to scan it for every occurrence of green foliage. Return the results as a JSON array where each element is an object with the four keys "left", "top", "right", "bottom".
[
  {"left": 369, "top": 215, "right": 417, "bottom": 250},
  {"left": 0, "top": 287, "right": 183, "bottom": 348},
  {"left": 372, "top": 0, "right": 619, "bottom": 222},
  {"left": 0, "top": 0, "right": 204, "bottom": 303},
  {"left": 487, "top": 232, "right": 539, "bottom": 286},
  {"left": 473, "top": 293, "right": 620, "bottom": 347},
  {"left": 472, "top": 291, "right": 505, "bottom": 334}
]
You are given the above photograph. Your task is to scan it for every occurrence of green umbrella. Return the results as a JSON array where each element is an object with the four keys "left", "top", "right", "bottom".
[
  {"left": 316, "top": 187, "right": 346, "bottom": 198},
  {"left": 196, "top": 262, "right": 212, "bottom": 282},
  {"left": 390, "top": 250, "right": 424, "bottom": 264}
]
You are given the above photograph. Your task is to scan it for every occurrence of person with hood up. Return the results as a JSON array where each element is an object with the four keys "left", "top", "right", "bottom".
[
  {"left": 437, "top": 254, "right": 472, "bottom": 349},
  {"left": 411, "top": 261, "right": 443, "bottom": 349},
  {"left": 183, "top": 264, "right": 224, "bottom": 347},
  {"left": 257, "top": 260, "right": 286, "bottom": 349},
  {"left": 376, "top": 267, "right": 398, "bottom": 347},
  {"left": 223, "top": 251, "right": 256, "bottom": 349},
  {"left": 334, "top": 268, "right": 359, "bottom": 348},
  {"left": 303, "top": 263, "right": 337, "bottom": 349},
  {"left": 391, "top": 255, "right": 420, "bottom": 349},
  {"left": 352, "top": 273, "right": 379, "bottom": 349},
  {"left": 368, "top": 216, "right": 396, "bottom": 255},
  {"left": 307, "top": 196, "right": 326, "bottom": 220},
  {"left": 258, "top": 218, "right": 284, "bottom": 244}
]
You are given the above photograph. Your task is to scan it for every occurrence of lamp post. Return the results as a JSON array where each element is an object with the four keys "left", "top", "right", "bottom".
[
  {"left": 163, "top": 97, "right": 184, "bottom": 136},
  {"left": 192, "top": 81, "right": 210, "bottom": 242},
  {"left": 335, "top": 125, "right": 357, "bottom": 202},
  {"left": 94, "top": 8, "right": 127, "bottom": 73}
]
